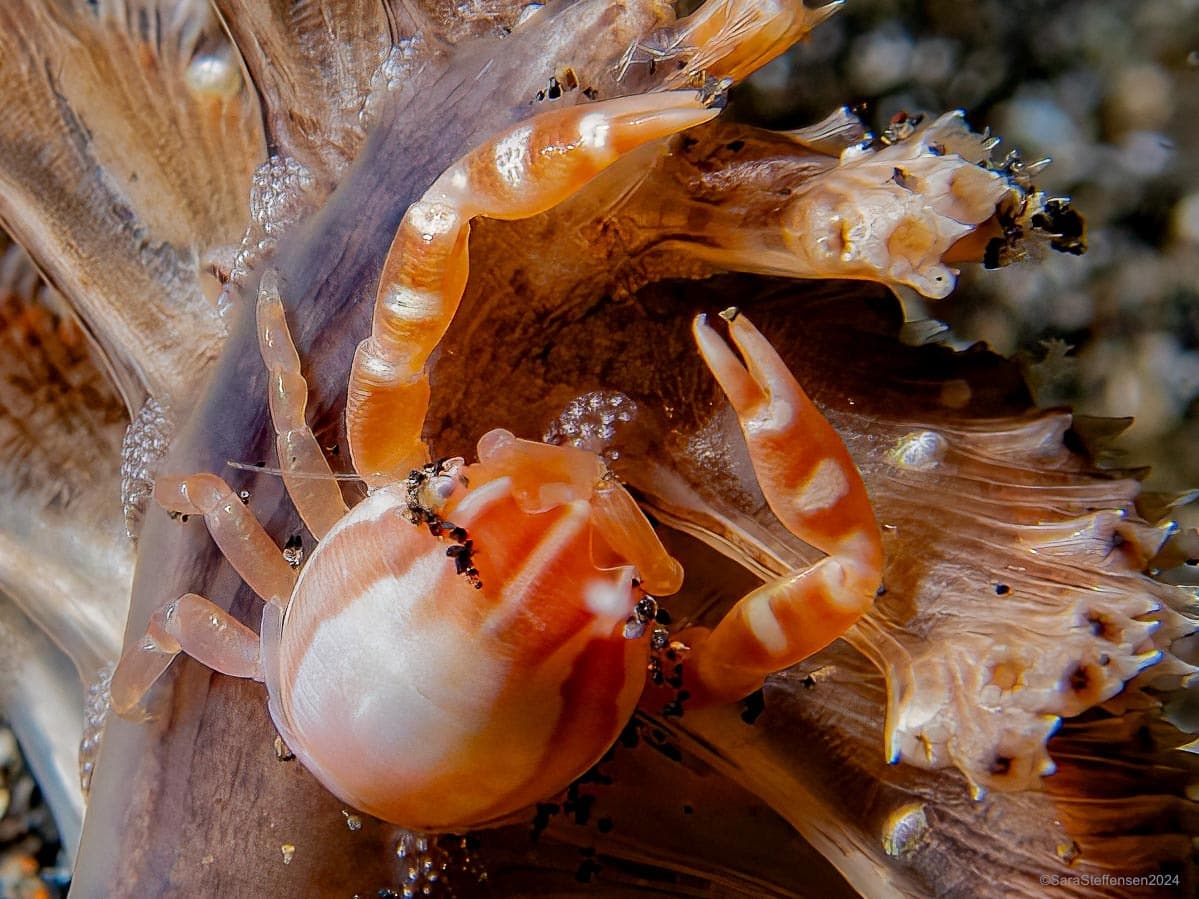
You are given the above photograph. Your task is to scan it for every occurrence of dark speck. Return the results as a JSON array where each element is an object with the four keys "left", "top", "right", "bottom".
[
  {"left": 656, "top": 742, "right": 682, "bottom": 763},
  {"left": 984, "top": 237, "right": 1005, "bottom": 269},
  {"left": 575, "top": 857, "right": 602, "bottom": 883},
  {"left": 1069, "top": 664, "right": 1090, "bottom": 692},
  {"left": 644, "top": 730, "right": 683, "bottom": 762},
  {"left": 571, "top": 793, "right": 595, "bottom": 825},
  {"left": 1086, "top": 611, "right": 1113, "bottom": 639},
  {"left": 1134, "top": 725, "right": 1154, "bottom": 752},
  {"left": 740, "top": 689, "right": 766, "bottom": 724},
  {"left": 530, "top": 802, "right": 559, "bottom": 842}
]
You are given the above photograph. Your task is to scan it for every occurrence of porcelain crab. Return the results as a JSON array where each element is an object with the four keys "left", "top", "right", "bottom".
[{"left": 110, "top": 88, "right": 883, "bottom": 830}]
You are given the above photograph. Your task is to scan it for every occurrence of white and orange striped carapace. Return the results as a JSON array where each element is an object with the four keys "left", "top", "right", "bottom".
[{"left": 112, "top": 88, "right": 882, "bottom": 831}]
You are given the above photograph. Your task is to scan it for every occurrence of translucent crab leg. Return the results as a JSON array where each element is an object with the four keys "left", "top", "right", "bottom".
[
  {"left": 682, "top": 310, "right": 883, "bottom": 704},
  {"left": 154, "top": 473, "right": 297, "bottom": 607},
  {"left": 110, "top": 593, "right": 263, "bottom": 717},
  {"left": 346, "top": 90, "right": 722, "bottom": 487},
  {"left": 256, "top": 270, "right": 349, "bottom": 538},
  {"left": 592, "top": 480, "right": 684, "bottom": 596}
]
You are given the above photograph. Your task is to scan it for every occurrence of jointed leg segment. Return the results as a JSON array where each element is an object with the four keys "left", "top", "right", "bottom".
[
  {"left": 256, "top": 271, "right": 349, "bottom": 539},
  {"left": 682, "top": 311, "right": 883, "bottom": 705},
  {"left": 153, "top": 474, "right": 297, "bottom": 607},
  {"left": 111, "top": 592, "right": 262, "bottom": 716}
]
